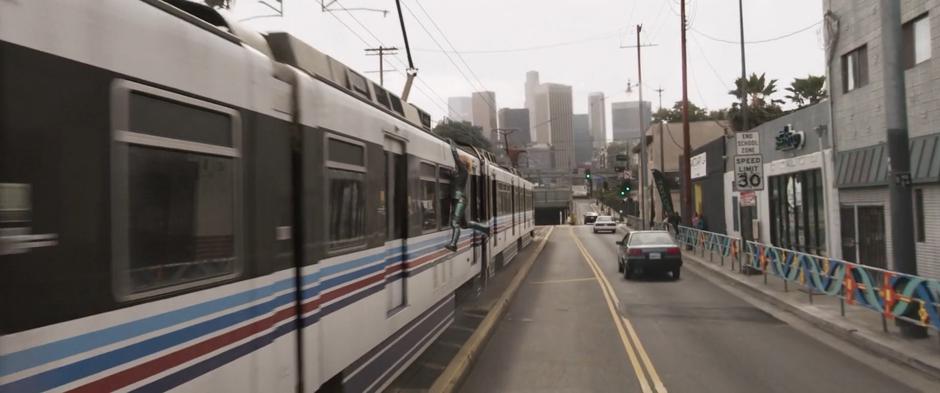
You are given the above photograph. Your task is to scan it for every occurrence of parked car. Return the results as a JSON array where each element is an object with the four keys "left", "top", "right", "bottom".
[
  {"left": 592, "top": 215, "right": 617, "bottom": 233},
  {"left": 584, "top": 212, "right": 599, "bottom": 224},
  {"left": 616, "top": 230, "right": 682, "bottom": 280}
]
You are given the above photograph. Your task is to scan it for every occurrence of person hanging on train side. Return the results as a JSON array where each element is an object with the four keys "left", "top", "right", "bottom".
[{"left": 446, "top": 140, "right": 490, "bottom": 252}]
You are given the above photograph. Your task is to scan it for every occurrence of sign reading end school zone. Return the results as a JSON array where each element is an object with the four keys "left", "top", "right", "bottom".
[
  {"left": 736, "top": 132, "right": 760, "bottom": 155},
  {"left": 734, "top": 155, "right": 764, "bottom": 191}
]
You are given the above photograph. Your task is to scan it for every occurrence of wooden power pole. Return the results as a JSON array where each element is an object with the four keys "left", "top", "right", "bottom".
[
  {"left": 364, "top": 46, "right": 398, "bottom": 86},
  {"left": 680, "top": 0, "right": 692, "bottom": 225}
]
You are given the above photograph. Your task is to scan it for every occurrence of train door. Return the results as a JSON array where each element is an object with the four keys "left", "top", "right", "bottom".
[
  {"left": 475, "top": 158, "right": 490, "bottom": 280},
  {"left": 383, "top": 137, "right": 408, "bottom": 313}
]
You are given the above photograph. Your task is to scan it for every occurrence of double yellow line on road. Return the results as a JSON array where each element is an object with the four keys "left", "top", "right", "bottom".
[{"left": 569, "top": 228, "right": 667, "bottom": 393}]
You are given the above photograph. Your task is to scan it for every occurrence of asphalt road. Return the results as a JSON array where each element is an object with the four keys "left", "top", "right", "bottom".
[{"left": 460, "top": 214, "right": 927, "bottom": 392}]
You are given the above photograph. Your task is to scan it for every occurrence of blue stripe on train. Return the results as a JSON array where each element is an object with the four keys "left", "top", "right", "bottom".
[{"left": 0, "top": 231, "right": 470, "bottom": 385}]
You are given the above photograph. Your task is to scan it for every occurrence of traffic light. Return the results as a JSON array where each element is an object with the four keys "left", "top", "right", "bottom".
[
  {"left": 585, "top": 169, "right": 592, "bottom": 180},
  {"left": 619, "top": 180, "right": 632, "bottom": 196}
]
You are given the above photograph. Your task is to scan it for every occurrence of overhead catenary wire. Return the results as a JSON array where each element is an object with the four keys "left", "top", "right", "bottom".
[
  {"left": 331, "top": 0, "right": 457, "bottom": 116},
  {"left": 326, "top": 2, "right": 454, "bottom": 115},
  {"left": 400, "top": 0, "right": 496, "bottom": 112}
]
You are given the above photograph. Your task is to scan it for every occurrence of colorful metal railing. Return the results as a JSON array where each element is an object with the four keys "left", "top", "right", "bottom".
[{"left": 676, "top": 226, "right": 940, "bottom": 331}]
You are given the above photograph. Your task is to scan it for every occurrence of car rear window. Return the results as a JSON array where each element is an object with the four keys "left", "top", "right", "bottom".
[
  {"left": 628, "top": 232, "right": 673, "bottom": 246},
  {"left": 597, "top": 216, "right": 612, "bottom": 221}
]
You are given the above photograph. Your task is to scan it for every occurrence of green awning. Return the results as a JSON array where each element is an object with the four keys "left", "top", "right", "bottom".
[{"left": 836, "top": 134, "right": 940, "bottom": 188}]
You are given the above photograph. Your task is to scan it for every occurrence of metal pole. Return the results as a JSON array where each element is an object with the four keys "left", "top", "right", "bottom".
[
  {"left": 880, "top": 0, "right": 927, "bottom": 338},
  {"left": 636, "top": 25, "right": 648, "bottom": 230},
  {"left": 679, "top": 0, "right": 692, "bottom": 226},
  {"left": 379, "top": 46, "right": 384, "bottom": 86},
  {"left": 737, "top": 0, "right": 749, "bottom": 131}
]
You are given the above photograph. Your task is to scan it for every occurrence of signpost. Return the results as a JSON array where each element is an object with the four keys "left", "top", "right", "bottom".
[
  {"left": 736, "top": 131, "right": 760, "bottom": 155},
  {"left": 734, "top": 155, "right": 764, "bottom": 191}
]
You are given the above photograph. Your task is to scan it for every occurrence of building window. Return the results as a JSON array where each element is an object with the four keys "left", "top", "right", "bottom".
[
  {"left": 326, "top": 137, "right": 366, "bottom": 250},
  {"left": 903, "top": 13, "right": 931, "bottom": 69},
  {"left": 768, "top": 169, "right": 826, "bottom": 255},
  {"left": 419, "top": 163, "right": 438, "bottom": 232},
  {"left": 842, "top": 45, "right": 869, "bottom": 92},
  {"left": 113, "top": 82, "right": 241, "bottom": 298},
  {"left": 915, "top": 188, "right": 925, "bottom": 242}
]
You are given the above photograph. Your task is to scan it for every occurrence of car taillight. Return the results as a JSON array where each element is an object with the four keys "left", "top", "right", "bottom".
[
  {"left": 628, "top": 248, "right": 643, "bottom": 256},
  {"left": 666, "top": 247, "right": 681, "bottom": 255}
]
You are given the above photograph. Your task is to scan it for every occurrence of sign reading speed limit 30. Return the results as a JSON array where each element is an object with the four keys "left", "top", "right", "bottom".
[{"left": 733, "top": 155, "right": 764, "bottom": 191}]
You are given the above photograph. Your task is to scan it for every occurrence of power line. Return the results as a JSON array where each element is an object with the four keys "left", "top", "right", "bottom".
[
  {"left": 412, "top": 0, "right": 490, "bottom": 96},
  {"left": 325, "top": 3, "right": 453, "bottom": 115},
  {"left": 330, "top": 0, "right": 457, "bottom": 115},
  {"left": 689, "top": 33, "right": 731, "bottom": 90},
  {"left": 413, "top": 30, "right": 622, "bottom": 54},
  {"left": 691, "top": 20, "right": 822, "bottom": 45},
  {"left": 401, "top": 0, "right": 496, "bottom": 112}
]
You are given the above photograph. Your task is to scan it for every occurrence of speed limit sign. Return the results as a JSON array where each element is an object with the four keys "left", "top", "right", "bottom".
[{"left": 733, "top": 155, "right": 764, "bottom": 191}]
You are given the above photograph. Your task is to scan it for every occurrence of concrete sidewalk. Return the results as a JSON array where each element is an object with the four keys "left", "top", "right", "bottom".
[{"left": 680, "top": 245, "right": 940, "bottom": 380}]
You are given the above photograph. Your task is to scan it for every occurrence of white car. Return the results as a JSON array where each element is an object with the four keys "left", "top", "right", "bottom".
[{"left": 592, "top": 215, "right": 617, "bottom": 233}]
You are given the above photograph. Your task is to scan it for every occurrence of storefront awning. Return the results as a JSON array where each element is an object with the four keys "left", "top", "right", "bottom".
[{"left": 836, "top": 134, "right": 940, "bottom": 188}]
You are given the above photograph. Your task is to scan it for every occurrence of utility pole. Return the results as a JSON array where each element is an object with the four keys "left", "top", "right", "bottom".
[
  {"left": 680, "top": 0, "right": 692, "bottom": 226},
  {"left": 621, "top": 27, "right": 656, "bottom": 229},
  {"left": 737, "top": 0, "right": 749, "bottom": 131},
  {"left": 364, "top": 46, "right": 398, "bottom": 86},
  {"left": 880, "top": 0, "right": 927, "bottom": 338},
  {"left": 655, "top": 87, "right": 665, "bottom": 173}
]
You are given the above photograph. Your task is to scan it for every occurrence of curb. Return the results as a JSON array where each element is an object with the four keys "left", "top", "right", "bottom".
[
  {"left": 428, "top": 226, "right": 556, "bottom": 393},
  {"left": 682, "top": 252, "right": 940, "bottom": 381}
]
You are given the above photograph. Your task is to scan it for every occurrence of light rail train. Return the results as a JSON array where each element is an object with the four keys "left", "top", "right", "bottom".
[{"left": 0, "top": 1, "right": 535, "bottom": 392}]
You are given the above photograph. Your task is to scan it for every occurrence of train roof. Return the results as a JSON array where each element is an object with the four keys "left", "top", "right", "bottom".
[
  {"left": 157, "top": 0, "right": 433, "bottom": 133},
  {"left": 156, "top": 1, "right": 523, "bottom": 177}
]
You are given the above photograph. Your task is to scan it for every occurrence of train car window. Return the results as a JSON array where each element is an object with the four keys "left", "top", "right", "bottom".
[
  {"left": 328, "top": 138, "right": 365, "bottom": 167},
  {"left": 326, "top": 135, "right": 367, "bottom": 250},
  {"left": 389, "top": 94, "right": 404, "bottom": 115},
  {"left": 420, "top": 163, "right": 437, "bottom": 232},
  {"left": 112, "top": 80, "right": 241, "bottom": 300},
  {"left": 345, "top": 69, "right": 370, "bottom": 98},
  {"left": 439, "top": 167, "right": 453, "bottom": 229},
  {"left": 374, "top": 84, "right": 391, "bottom": 109},
  {"left": 129, "top": 92, "right": 232, "bottom": 146}
]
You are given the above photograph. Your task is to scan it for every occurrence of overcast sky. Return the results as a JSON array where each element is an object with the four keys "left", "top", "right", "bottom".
[{"left": 233, "top": 0, "right": 826, "bottom": 140}]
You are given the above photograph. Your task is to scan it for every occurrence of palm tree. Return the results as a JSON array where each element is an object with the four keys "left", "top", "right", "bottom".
[
  {"left": 727, "top": 73, "right": 785, "bottom": 131},
  {"left": 729, "top": 73, "right": 785, "bottom": 108},
  {"left": 785, "top": 75, "right": 828, "bottom": 108}
]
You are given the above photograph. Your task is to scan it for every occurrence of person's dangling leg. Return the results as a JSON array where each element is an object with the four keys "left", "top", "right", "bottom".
[
  {"left": 446, "top": 195, "right": 466, "bottom": 251},
  {"left": 467, "top": 221, "right": 490, "bottom": 236}
]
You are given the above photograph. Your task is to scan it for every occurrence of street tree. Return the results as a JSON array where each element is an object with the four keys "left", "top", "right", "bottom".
[
  {"left": 785, "top": 74, "right": 828, "bottom": 108},
  {"left": 652, "top": 101, "right": 724, "bottom": 123},
  {"left": 432, "top": 120, "right": 492, "bottom": 151},
  {"left": 727, "top": 72, "right": 786, "bottom": 131}
]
